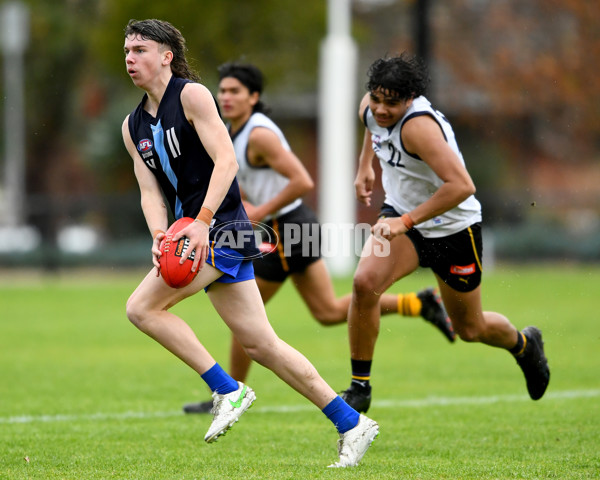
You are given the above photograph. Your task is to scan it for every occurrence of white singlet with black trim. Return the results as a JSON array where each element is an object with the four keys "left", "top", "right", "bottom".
[
  {"left": 364, "top": 95, "right": 482, "bottom": 238},
  {"left": 232, "top": 112, "right": 301, "bottom": 221}
]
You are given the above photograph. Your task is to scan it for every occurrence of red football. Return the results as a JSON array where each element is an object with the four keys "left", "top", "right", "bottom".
[{"left": 159, "top": 217, "right": 199, "bottom": 288}]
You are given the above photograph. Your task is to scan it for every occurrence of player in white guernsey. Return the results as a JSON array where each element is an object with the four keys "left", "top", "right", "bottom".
[
  {"left": 341, "top": 54, "right": 549, "bottom": 413},
  {"left": 183, "top": 62, "right": 456, "bottom": 415}
]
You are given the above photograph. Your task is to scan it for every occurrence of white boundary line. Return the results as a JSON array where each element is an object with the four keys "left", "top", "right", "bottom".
[{"left": 2, "top": 389, "right": 598, "bottom": 425}]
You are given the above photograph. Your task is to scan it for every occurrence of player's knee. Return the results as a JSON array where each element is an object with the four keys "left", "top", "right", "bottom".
[
  {"left": 454, "top": 323, "right": 482, "bottom": 343},
  {"left": 312, "top": 308, "right": 344, "bottom": 326},
  {"left": 125, "top": 296, "right": 145, "bottom": 328},
  {"left": 314, "top": 315, "right": 339, "bottom": 326},
  {"left": 352, "top": 271, "right": 381, "bottom": 302}
]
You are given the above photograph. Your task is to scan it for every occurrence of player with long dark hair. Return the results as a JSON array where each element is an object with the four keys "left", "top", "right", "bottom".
[{"left": 121, "top": 19, "right": 378, "bottom": 467}]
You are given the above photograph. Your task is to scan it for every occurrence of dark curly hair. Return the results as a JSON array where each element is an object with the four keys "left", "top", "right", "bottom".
[
  {"left": 125, "top": 19, "right": 200, "bottom": 83},
  {"left": 366, "top": 53, "right": 430, "bottom": 100},
  {"left": 218, "top": 62, "right": 270, "bottom": 114}
]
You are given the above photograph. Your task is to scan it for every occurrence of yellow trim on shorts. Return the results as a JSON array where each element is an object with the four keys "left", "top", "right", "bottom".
[
  {"left": 271, "top": 218, "right": 290, "bottom": 272},
  {"left": 468, "top": 226, "right": 483, "bottom": 271}
]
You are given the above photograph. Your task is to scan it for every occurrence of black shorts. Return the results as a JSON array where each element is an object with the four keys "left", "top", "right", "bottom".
[
  {"left": 379, "top": 204, "right": 483, "bottom": 292},
  {"left": 253, "top": 204, "right": 321, "bottom": 282}
]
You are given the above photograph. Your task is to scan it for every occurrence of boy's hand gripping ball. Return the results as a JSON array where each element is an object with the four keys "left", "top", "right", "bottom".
[{"left": 159, "top": 217, "right": 199, "bottom": 288}]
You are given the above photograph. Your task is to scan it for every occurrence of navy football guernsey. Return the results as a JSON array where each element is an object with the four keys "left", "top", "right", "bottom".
[{"left": 128, "top": 75, "right": 259, "bottom": 258}]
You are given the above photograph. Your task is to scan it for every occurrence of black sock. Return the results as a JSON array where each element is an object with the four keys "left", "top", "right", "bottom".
[
  {"left": 350, "top": 359, "right": 372, "bottom": 389},
  {"left": 509, "top": 330, "right": 527, "bottom": 356}
]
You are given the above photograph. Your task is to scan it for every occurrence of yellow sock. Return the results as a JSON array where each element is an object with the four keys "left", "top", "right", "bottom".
[{"left": 397, "top": 292, "right": 422, "bottom": 317}]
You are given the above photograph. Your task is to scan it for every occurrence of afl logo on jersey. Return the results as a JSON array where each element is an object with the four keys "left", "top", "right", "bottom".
[{"left": 137, "top": 139, "right": 153, "bottom": 153}]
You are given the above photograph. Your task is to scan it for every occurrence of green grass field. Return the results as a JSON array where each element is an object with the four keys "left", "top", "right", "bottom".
[{"left": 1, "top": 264, "right": 598, "bottom": 479}]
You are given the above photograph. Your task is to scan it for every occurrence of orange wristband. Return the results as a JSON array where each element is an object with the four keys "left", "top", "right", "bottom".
[
  {"left": 195, "top": 206, "right": 214, "bottom": 227},
  {"left": 400, "top": 213, "right": 415, "bottom": 230}
]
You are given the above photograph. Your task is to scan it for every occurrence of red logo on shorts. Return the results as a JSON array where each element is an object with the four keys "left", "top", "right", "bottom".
[
  {"left": 259, "top": 242, "right": 277, "bottom": 254},
  {"left": 450, "top": 263, "right": 476, "bottom": 275}
]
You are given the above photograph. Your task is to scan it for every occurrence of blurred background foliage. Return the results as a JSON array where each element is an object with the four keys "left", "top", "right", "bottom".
[{"left": 1, "top": 0, "right": 599, "bottom": 267}]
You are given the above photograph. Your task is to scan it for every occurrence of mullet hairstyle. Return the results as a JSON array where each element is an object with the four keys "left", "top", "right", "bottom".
[
  {"left": 366, "top": 52, "right": 430, "bottom": 100},
  {"left": 125, "top": 19, "right": 200, "bottom": 83}
]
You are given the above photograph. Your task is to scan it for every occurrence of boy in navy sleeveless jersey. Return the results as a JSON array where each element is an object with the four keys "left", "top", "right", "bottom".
[
  {"left": 121, "top": 19, "right": 377, "bottom": 467},
  {"left": 340, "top": 53, "right": 550, "bottom": 412},
  {"left": 183, "top": 62, "right": 455, "bottom": 415}
]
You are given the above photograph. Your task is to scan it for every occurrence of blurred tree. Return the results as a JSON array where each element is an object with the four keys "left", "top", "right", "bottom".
[
  {"left": 6, "top": 0, "right": 599, "bottom": 263},
  {"left": 91, "top": 1, "right": 326, "bottom": 93},
  {"left": 16, "top": 0, "right": 103, "bottom": 266},
  {"left": 13, "top": 0, "right": 326, "bottom": 240},
  {"left": 352, "top": 0, "right": 600, "bottom": 225},
  {"left": 20, "top": 0, "right": 327, "bottom": 194},
  {"left": 433, "top": 0, "right": 600, "bottom": 164}
]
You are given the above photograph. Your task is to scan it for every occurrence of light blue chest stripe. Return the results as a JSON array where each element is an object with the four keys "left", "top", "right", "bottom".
[{"left": 151, "top": 120, "right": 183, "bottom": 218}]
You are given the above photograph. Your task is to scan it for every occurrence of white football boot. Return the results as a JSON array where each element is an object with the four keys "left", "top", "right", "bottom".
[
  {"left": 328, "top": 414, "right": 379, "bottom": 468},
  {"left": 204, "top": 381, "right": 256, "bottom": 443}
]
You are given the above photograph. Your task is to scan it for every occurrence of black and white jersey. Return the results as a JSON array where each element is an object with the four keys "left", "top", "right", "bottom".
[
  {"left": 231, "top": 112, "right": 301, "bottom": 221},
  {"left": 364, "top": 95, "right": 482, "bottom": 238}
]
